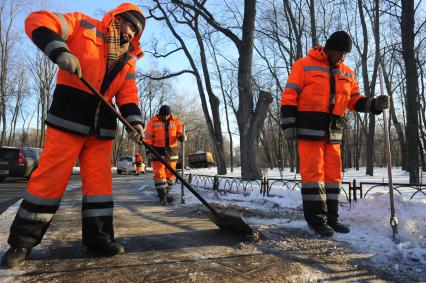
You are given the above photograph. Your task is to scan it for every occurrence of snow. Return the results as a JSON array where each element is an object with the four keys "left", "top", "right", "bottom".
[{"left": 178, "top": 167, "right": 426, "bottom": 270}]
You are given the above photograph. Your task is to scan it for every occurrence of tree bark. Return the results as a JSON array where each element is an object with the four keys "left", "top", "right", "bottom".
[{"left": 401, "top": 0, "right": 420, "bottom": 183}]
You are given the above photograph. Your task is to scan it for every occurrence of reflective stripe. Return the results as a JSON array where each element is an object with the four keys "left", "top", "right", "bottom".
[
  {"left": 335, "top": 70, "right": 353, "bottom": 80},
  {"left": 82, "top": 208, "right": 113, "bottom": 218},
  {"left": 351, "top": 92, "right": 361, "bottom": 97},
  {"left": 24, "top": 192, "right": 61, "bottom": 206},
  {"left": 168, "top": 123, "right": 177, "bottom": 128},
  {"left": 145, "top": 133, "right": 154, "bottom": 138},
  {"left": 54, "top": 13, "right": 70, "bottom": 40},
  {"left": 297, "top": 128, "right": 326, "bottom": 137},
  {"left": 83, "top": 195, "right": 113, "bottom": 203},
  {"left": 44, "top": 40, "right": 69, "bottom": 57},
  {"left": 281, "top": 117, "right": 296, "bottom": 125},
  {"left": 126, "top": 73, "right": 136, "bottom": 80},
  {"left": 325, "top": 183, "right": 341, "bottom": 189},
  {"left": 80, "top": 19, "right": 95, "bottom": 29},
  {"left": 79, "top": 20, "right": 105, "bottom": 42},
  {"left": 302, "top": 182, "right": 324, "bottom": 189},
  {"left": 326, "top": 193, "right": 340, "bottom": 200},
  {"left": 169, "top": 155, "right": 179, "bottom": 160},
  {"left": 126, "top": 115, "right": 143, "bottom": 123},
  {"left": 18, "top": 207, "right": 54, "bottom": 223},
  {"left": 304, "top": 66, "right": 330, "bottom": 73},
  {"left": 100, "top": 128, "right": 116, "bottom": 138},
  {"left": 302, "top": 194, "right": 326, "bottom": 202},
  {"left": 153, "top": 124, "right": 165, "bottom": 129},
  {"left": 46, "top": 113, "right": 91, "bottom": 134},
  {"left": 329, "top": 132, "right": 342, "bottom": 140},
  {"left": 285, "top": 83, "right": 302, "bottom": 94},
  {"left": 96, "top": 31, "right": 105, "bottom": 41}
]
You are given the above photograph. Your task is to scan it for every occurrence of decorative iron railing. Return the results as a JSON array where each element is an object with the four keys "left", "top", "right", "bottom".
[{"left": 179, "top": 173, "right": 426, "bottom": 202}]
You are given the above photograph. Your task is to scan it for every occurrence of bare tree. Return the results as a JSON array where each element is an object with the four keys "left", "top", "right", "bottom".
[
  {"left": 0, "top": 0, "right": 25, "bottom": 145},
  {"left": 145, "top": 0, "right": 228, "bottom": 175},
  {"left": 27, "top": 51, "right": 57, "bottom": 147}
]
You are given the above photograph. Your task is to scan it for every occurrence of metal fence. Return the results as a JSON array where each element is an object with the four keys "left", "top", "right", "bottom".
[{"left": 181, "top": 173, "right": 426, "bottom": 203}]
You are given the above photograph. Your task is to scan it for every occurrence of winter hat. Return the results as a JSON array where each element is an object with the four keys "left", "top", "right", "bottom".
[
  {"left": 158, "top": 105, "right": 171, "bottom": 116},
  {"left": 325, "top": 31, "right": 352, "bottom": 52},
  {"left": 119, "top": 10, "right": 145, "bottom": 35}
]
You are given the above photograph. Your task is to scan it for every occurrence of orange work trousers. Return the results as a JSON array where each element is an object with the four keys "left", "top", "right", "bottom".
[
  {"left": 298, "top": 140, "right": 342, "bottom": 185},
  {"left": 152, "top": 160, "right": 177, "bottom": 188},
  {"left": 28, "top": 126, "right": 113, "bottom": 198}
]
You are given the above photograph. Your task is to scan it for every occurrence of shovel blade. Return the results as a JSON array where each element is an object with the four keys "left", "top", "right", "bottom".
[{"left": 204, "top": 210, "right": 253, "bottom": 235}]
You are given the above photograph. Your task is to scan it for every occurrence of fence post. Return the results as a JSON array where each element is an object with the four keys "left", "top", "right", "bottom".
[
  {"left": 213, "top": 175, "right": 219, "bottom": 199},
  {"left": 262, "top": 176, "right": 268, "bottom": 197}
]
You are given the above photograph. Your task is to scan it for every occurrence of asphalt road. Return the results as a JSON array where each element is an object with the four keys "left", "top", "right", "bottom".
[{"left": 0, "top": 173, "right": 153, "bottom": 215}]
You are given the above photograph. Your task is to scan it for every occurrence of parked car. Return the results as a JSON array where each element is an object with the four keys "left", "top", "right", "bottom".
[
  {"left": 117, "top": 156, "right": 145, "bottom": 175},
  {"left": 0, "top": 147, "right": 43, "bottom": 181}
]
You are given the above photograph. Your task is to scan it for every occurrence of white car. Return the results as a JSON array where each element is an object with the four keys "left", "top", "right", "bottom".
[{"left": 116, "top": 156, "right": 145, "bottom": 175}]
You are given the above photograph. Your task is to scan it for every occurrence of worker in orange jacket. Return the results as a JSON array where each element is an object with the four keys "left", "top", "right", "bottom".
[
  {"left": 145, "top": 105, "right": 186, "bottom": 205},
  {"left": 281, "top": 31, "right": 389, "bottom": 237},
  {"left": 1, "top": 3, "right": 146, "bottom": 268},
  {"left": 134, "top": 152, "right": 143, "bottom": 175}
]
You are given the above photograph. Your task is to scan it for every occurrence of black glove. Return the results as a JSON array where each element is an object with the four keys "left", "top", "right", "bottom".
[
  {"left": 178, "top": 134, "right": 187, "bottom": 142},
  {"left": 374, "top": 95, "right": 390, "bottom": 110}
]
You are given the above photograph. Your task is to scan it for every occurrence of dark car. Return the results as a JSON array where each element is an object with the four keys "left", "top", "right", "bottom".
[{"left": 0, "top": 147, "right": 42, "bottom": 181}]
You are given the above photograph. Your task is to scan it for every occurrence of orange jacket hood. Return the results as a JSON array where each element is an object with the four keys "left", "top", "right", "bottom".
[
  {"left": 307, "top": 45, "right": 344, "bottom": 68},
  {"left": 102, "top": 2, "right": 145, "bottom": 59}
]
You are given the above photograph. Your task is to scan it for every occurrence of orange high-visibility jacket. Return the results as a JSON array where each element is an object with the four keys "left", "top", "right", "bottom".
[
  {"left": 145, "top": 115, "right": 183, "bottom": 161},
  {"left": 135, "top": 154, "right": 143, "bottom": 165},
  {"left": 280, "top": 46, "right": 381, "bottom": 141},
  {"left": 25, "top": 3, "right": 145, "bottom": 139}
]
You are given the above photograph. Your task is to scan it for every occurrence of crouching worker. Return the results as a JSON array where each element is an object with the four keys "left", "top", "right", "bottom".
[
  {"left": 280, "top": 31, "right": 389, "bottom": 237},
  {"left": 1, "top": 3, "right": 146, "bottom": 268},
  {"left": 145, "top": 105, "right": 186, "bottom": 205}
]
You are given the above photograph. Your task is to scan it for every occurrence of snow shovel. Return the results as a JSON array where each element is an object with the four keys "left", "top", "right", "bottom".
[
  {"left": 378, "top": 65, "right": 399, "bottom": 242},
  {"left": 80, "top": 76, "right": 253, "bottom": 235}
]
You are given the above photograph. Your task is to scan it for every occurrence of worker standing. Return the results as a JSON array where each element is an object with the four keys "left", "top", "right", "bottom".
[
  {"left": 145, "top": 105, "right": 186, "bottom": 205},
  {"left": 134, "top": 152, "right": 143, "bottom": 175},
  {"left": 280, "top": 31, "right": 389, "bottom": 237},
  {"left": 2, "top": 3, "right": 146, "bottom": 268}
]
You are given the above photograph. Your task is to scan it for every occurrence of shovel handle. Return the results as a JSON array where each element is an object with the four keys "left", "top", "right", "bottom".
[{"left": 79, "top": 77, "right": 222, "bottom": 218}]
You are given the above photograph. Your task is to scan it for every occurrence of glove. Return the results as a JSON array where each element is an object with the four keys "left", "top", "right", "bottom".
[
  {"left": 128, "top": 124, "right": 145, "bottom": 143},
  {"left": 178, "top": 134, "right": 187, "bottom": 142},
  {"left": 374, "top": 95, "right": 390, "bottom": 110},
  {"left": 56, "top": 52, "right": 82, "bottom": 78},
  {"left": 283, "top": 127, "right": 296, "bottom": 141}
]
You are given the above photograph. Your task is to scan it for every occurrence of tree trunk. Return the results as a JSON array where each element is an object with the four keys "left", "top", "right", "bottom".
[
  {"left": 401, "top": 0, "right": 420, "bottom": 183},
  {"left": 308, "top": 0, "right": 317, "bottom": 47}
]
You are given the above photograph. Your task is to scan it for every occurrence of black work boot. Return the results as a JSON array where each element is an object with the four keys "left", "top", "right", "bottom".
[
  {"left": 328, "top": 221, "right": 350, "bottom": 233},
  {"left": 1, "top": 247, "right": 31, "bottom": 268},
  {"left": 308, "top": 223, "right": 334, "bottom": 237},
  {"left": 165, "top": 187, "right": 175, "bottom": 203},
  {"left": 86, "top": 242, "right": 124, "bottom": 257},
  {"left": 326, "top": 190, "right": 350, "bottom": 233},
  {"left": 156, "top": 188, "right": 168, "bottom": 206}
]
